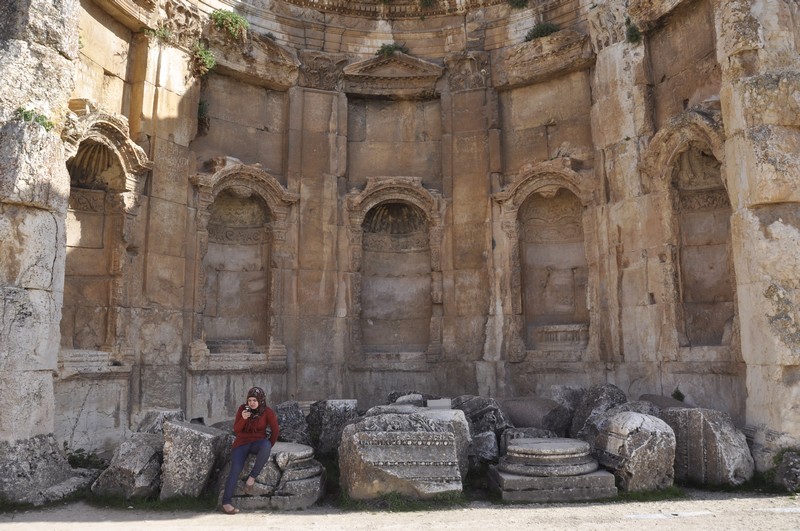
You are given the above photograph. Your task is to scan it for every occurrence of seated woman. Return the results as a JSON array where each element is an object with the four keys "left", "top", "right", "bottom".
[{"left": 221, "top": 386, "right": 280, "bottom": 514}]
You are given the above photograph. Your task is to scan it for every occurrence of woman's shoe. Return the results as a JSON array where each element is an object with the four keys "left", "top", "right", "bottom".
[
  {"left": 243, "top": 478, "right": 256, "bottom": 495},
  {"left": 221, "top": 504, "right": 239, "bottom": 515}
]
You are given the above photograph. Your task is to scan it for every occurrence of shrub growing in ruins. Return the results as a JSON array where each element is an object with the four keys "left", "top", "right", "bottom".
[
  {"left": 625, "top": 18, "right": 642, "bottom": 44},
  {"left": 507, "top": 0, "right": 529, "bottom": 9},
  {"left": 15, "top": 107, "right": 54, "bottom": 131},
  {"left": 525, "top": 22, "right": 560, "bottom": 41},
  {"left": 210, "top": 9, "right": 250, "bottom": 41},
  {"left": 376, "top": 42, "right": 409, "bottom": 57},
  {"left": 191, "top": 42, "right": 216, "bottom": 77},
  {"left": 142, "top": 25, "right": 173, "bottom": 44}
]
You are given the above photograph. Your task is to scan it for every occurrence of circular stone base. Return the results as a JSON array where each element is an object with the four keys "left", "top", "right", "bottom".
[
  {"left": 498, "top": 457, "right": 599, "bottom": 477},
  {"left": 506, "top": 437, "right": 591, "bottom": 459}
]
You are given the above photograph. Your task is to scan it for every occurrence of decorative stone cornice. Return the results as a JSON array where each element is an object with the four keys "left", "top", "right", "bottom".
[
  {"left": 628, "top": 0, "right": 693, "bottom": 32},
  {"left": 206, "top": 28, "right": 300, "bottom": 90},
  {"left": 273, "top": 0, "right": 509, "bottom": 19},
  {"left": 93, "top": 0, "right": 158, "bottom": 30},
  {"left": 299, "top": 51, "right": 348, "bottom": 91},
  {"left": 343, "top": 52, "right": 444, "bottom": 99},
  {"left": 493, "top": 30, "right": 595, "bottom": 89}
]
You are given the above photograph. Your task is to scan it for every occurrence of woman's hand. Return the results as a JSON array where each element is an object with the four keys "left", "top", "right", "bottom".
[{"left": 242, "top": 409, "right": 251, "bottom": 419}]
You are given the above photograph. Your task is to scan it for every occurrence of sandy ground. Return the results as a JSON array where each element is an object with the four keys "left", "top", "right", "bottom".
[{"left": 1, "top": 489, "right": 799, "bottom": 530}]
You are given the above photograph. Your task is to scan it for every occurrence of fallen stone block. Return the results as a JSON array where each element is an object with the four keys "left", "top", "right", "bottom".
[
  {"left": 581, "top": 400, "right": 662, "bottom": 448},
  {"left": 160, "top": 420, "right": 228, "bottom": 500},
  {"left": 452, "top": 395, "right": 513, "bottom": 437},
  {"left": 307, "top": 399, "right": 359, "bottom": 456},
  {"left": 774, "top": 450, "right": 800, "bottom": 492},
  {"left": 275, "top": 401, "right": 312, "bottom": 446},
  {"left": 91, "top": 433, "right": 164, "bottom": 499},
  {"left": 488, "top": 467, "right": 617, "bottom": 502},
  {"left": 136, "top": 409, "right": 185, "bottom": 434},
  {"left": 570, "top": 384, "right": 627, "bottom": 439},
  {"left": 500, "top": 396, "right": 571, "bottom": 437}
]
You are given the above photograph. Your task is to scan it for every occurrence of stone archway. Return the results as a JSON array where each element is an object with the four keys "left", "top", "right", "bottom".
[
  {"left": 189, "top": 163, "right": 298, "bottom": 371},
  {"left": 640, "top": 106, "right": 736, "bottom": 348},
  {"left": 344, "top": 177, "right": 446, "bottom": 367},
  {"left": 494, "top": 158, "right": 596, "bottom": 363}
]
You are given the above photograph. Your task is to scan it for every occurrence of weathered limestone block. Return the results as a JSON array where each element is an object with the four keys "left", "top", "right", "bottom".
[
  {"left": 307, "top": 399, "right": 359, "bottom": 456},
  {"left": 395, "top": 393, "right": 425, "bottom": 406},
  {"left": 224, "top": 442, "right": 325, "bottom": 511},
  {"left": 543, "top": 385, "right": 585, "bottom": 417},
  {"left": 472, "top": 431, "right": 499, "bottom": 463},
  {"left": 660, "top": 408, "right": 754, "bottom": 486},
  {"left": 451, "top": 395, "right": 513, "bottom": 437},
  {"left": 339, "top": 414, "right": 462, "bottom": 500},
  {"left": 159, "top": 420, "right": 228, "bottom": 500},
  {"left": 500, "top": 428, "right": 557, "bottom": 456},
  {"left": 136, "top": 409, "right": 185, "bottom": 434},
  {"left": 774, "top": 450, "right": 800, "bottom": 493},
  {"left": 594, "top": 412, "right": 676, "bottom": 492},
  {"left": 275, "top": 401, "right": 312, "bottom": 446},
  {"left": 581, "top": 400, "right": 662, "bottom": 448},
  {"left": 640, "top": 394, "right": 688, "bottom": 410},
  {"left": 500, "top": 397, "right": 572, "bottom": 437},
  {"left": 0, "top": 0, "right": 79, "bottom": 58},
  {"left": 0, "top": 434, "right": 95, "bottom": 505},
  {"left": 488, "top": 468, "right": 617, "bottom": 503},
  {"left": 570, "top": 384, "right": 628, "bottom": 438},
  {"left": 91, "top": 433, "right": 164, "bottom": 499}
]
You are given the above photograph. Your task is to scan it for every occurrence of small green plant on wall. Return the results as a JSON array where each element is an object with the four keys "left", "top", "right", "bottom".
[
  {"left": 210, "top": 9, "right": 249, "bottom": 40},
  {"left": 191, "top": 42, "right": 216, "bottom": 77},
  {"left": 525, "top": 22, "right": 560, "bottom": 41},
  {"left": 142, "top": 25, "right": 173, "bottom": 44},
  {"left": 507, "top": 0, "right": 529, "bottom": 9},
  {"left": 376, "top": 42, "right": 409, "bottom": 57},
  {"left": 15, "top": 107, "right": 55, "bottom": 131},
  {"left": 625, "top": 18, "right": 642, "bottom": 44}
]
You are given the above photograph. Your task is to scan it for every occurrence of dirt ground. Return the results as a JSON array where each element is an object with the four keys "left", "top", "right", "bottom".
[{"left": 1, "top": 489, "right": 799, "bottom": 530}]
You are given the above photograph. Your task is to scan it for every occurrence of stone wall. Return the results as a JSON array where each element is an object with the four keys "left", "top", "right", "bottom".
[{"left": 1, "top": 0, "right": 798, "bottom": 469}]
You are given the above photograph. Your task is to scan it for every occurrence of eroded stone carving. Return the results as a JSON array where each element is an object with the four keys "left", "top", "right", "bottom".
[
  {"left": 299, "top": 51, "right": 348, "bottom": 91},
  {"left": 587, "top": 0, "right": 627, "bottom": 52},
  {"left": 445, "top": 51, "right": 490, "bottom": 92}
]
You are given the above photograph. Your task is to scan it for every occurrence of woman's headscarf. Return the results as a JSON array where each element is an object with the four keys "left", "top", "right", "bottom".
[{"left": 247, "top": 386, "right": 267, "bottom": 417}]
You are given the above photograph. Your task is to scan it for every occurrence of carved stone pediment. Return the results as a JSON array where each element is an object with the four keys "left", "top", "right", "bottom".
[
  {"left": 493, "top": 30, "right": 595, "bottom": 89},
  {"left": 343, "top": 52, "right": 444, "bottom": 99},
  {"left": 94, "top": 0, "right": 158, "bottom": 30},
  {"left": 206, "top": 29, "right": 300, "bottom": 90}
]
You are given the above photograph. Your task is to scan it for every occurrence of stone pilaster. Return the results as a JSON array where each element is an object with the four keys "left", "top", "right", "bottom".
[
  {"left": 0, "top": 0, "right": 87, "bottom": 504},
  {"left": 714, "top": 0, "right": 800, "bottom": 467}
]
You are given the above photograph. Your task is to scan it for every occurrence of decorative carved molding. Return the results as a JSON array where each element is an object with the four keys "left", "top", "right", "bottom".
[
  {"left": 493, "top": 30, "right": 595, "bottom": 89},
  {"left": 628, "top": 0, "right": 692, "bottom": 32},
  {"left": 444, "top": 51, "right": 490, "bottom": 92},
  {"left": 161, "top": 0, "right": 204, "bottom": 50},
  {"left": 345, "top": 177, "right": 447, "bottom": 365},
  {"left": 343, "top": 52, "right": 444, "bottom": 99},
  {"left": 587, "top": 0, "right": 627, "bottom": 53},
  {"left": 299, "top": 51, "right": 348, "bottom": 91},
  {"left": 271, "top": 0, "right": 508, "bottom": 19},
  {"left": 190, "top": 162, "right": 298, "bottom": 371},
  {"left": 94, "top": 0, "right": 158, "bottom": 30},
  {"left": 639, "top": 105, "right": 726, "bottom": 194}
]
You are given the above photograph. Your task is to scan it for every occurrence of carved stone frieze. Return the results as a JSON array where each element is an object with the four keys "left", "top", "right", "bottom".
[
  {"left": 493, "top": 30, "right": 595, "bottom": 89},
  {"left": 68, "top": 189, "right": 105, "bottom": 213},
  {"left": 160, "top": 0, "right": 204, "bottom": 50},
  {"left": 299, "top": 51, "right": 348, "bottom": 91},
  {"left": 94, "top": 0, "right": 158, "bottom": 30},
  {"left": 444, "top": 52, "right": 490, "bottom": 92},
  {"left": 343, "top": 52, "right": 444, "bottom": 100},
  {"left": 679, "top": 189, "right": 731, "bottom": 212},
  {"left": 273, "top": 0, "right": 508, "bottom": 19}
]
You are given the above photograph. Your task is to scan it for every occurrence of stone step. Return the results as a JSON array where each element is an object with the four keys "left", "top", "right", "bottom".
[{"left": 488, "top": 466, "right": 617, "bottom": 503}]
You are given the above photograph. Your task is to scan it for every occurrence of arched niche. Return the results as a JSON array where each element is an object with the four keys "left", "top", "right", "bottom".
[
  {"left": 190, "top": 164, "right": 298, "bottom": 371},
  {"left": 59, "top": 102, "right": 151, "bottom": 371},
  {"left": 494, "top": 158, "right": 595, "bottom": 363},
  {"left": 641, "top": 107, "right": 736, "bottom": 348},
  {"left": 345, "top": 177, "right": 446, "bottom": 367}
]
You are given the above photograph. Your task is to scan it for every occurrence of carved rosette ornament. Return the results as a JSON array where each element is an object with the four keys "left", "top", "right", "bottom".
[
  {"left": 345, "top": 177, "right": 447, "bottom": 364},
  {"left": 493, "top": 158, "right": 594, "bottom": 363},
  {"left": 190, "top": 163, "right": 298, "bottom": 371},
  {"left": 59, "top": 99, "right": 152, "bottom": 372}
]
